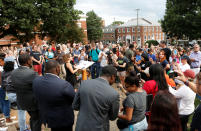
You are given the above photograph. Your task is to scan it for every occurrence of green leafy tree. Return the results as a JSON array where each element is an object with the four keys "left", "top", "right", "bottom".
[
  {"left": 0, "top": 0, "right": 39, "bottom": 42},
  {"left": 86, "top": 10, "right": 103, "bottom": 42},
  {"left": 37, "top": 0, "right": 83, "bottom": 43},
  {"left": 161, "top": 0, "right": 201, "bottom": 40},
  {"left": 0, "top": 0, "right": 84, "bottom": 44},
  {"left": 111, "top": 21, "right": 124, "bottom": 26},
  {"left": 145, "top": 40, "right": 159, "bottom": 47}
]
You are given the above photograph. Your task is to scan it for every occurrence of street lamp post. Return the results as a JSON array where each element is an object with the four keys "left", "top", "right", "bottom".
[{"left": 136, "top": 9, "right": 140, "bottom": 47}]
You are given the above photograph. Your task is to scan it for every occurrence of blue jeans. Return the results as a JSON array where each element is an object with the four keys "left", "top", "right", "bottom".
[
  {"left": 7, "top": 93, "right": 27, "bottom": 131},
  {"left": 18, "top": 110, "right": 27, "bottom": 131},
  {"left": 120, "top": 117, "right": 148, "bottom": 131},
  {"left": 7, "top": 93, "right": 17, "bottom": 103},
  {"left": 0, "top": 88, "right": 10, "bottom": 118},
  {"left": 91, "top": 62, "right": 100, "bottom": 79}
]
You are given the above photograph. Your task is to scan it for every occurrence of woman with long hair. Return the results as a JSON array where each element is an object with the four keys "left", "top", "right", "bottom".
[
  {"left": 143, "top": 64, "right": 168, "bottom": 97},
  {"left": 63, "top": 54, "right": 79, "bottom": 87},
  {"left": 147, "top": 90, "right": 182, "bottom": 131},
  {"left": 159, "top": 49, "right": 170, "bottom": 70},
  {"left": 117, "top": 71, "right": 148, "bottom": 131}
]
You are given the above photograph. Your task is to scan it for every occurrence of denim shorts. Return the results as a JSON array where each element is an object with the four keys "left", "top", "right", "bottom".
[{"left": 120, "top": 117, "right": 148, "bottom": 131}]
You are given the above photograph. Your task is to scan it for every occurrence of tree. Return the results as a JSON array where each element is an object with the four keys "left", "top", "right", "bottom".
[
  {"left": 0, "top": 0, "right": 84, "bottom": 44},
  {"left": 37, "top": 0, "right": 83, "bottom": 43},
  {"left": 145, "top": 40, "right": 159, "bottom": 47},
  {"left": 86, "top": 10, "right": 103, "bottom": 42},
  {"left": 0, "top": 0, "right": 39, "bottom": 42},
  {"left": 111, "top": 21, "right": 124, "bottom": 26},
  {"left": 161, "top": 0, "right": 201, "bottom": 40}
]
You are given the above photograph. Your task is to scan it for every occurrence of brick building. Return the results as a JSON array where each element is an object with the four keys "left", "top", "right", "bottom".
[
  {"left": 116, "top": 18, "right": 166, "bottom": 46},
  {"left": 77, "top": 15, "right": 88, "bottom": 44},
  {"left": 101, "top": 25, "right": 117, "bottom": 44}
]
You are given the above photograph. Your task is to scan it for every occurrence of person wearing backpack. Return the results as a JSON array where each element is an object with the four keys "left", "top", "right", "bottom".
[{"left": 89, "top": 43, "right": 101, "bottom": 79}]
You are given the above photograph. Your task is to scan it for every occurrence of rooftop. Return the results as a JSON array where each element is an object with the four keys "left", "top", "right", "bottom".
[{"left": 118, "top": 18, "right": 160, "bottom": 27}]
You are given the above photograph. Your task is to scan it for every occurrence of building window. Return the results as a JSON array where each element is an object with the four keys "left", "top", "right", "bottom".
[
  {"left": 152, "top": 34, "right": 154, "bottom": 39},
  {"left": 133, "top": 36, "right": 135, "bottom": 41},
  {"left": 118, "top": 36, "right": 121, "bottom": 41},
  {"left": 138, "top": 27, "right": 140, "bottom": 32},
  {"left": 77, "top": 23, "right": 81, "bottom": 28},
  {"left": 156, "top": 27, "right": 158, "bottom": 32},
  {"left": 144, "top": 36, "right": 147, "bottom": 40},
  {"left": 159, "top": 33, "right": 161, "bottom": 39},
  {"left": 132, "top": 27, "right": 135, "bottom": 32},
  {"left": 149, "top": 27, "right": 152, "bottom": 32},
  {"left": 163, "top": 33, "right": 165, "bottom": 39},
  {"left": 144, "top": 27, "right": 147, "bottom": 32},
  {"left": 138, "top": 36, "right": 140, "bottom": 41},
  {"left": 148, "top": 35, "right": 150, "bottom": 40},
  {"left": 123, "top": 28, "right": 125, "bottom": 33},
  {"left": 127, "top": 28, "right": 130, "bottom": 32},
  {"left": 123, "top": 36, "right": 126, "bottom": 41},
  {"left": 152, "top": 27, "right": 154, "bottom": 32}
]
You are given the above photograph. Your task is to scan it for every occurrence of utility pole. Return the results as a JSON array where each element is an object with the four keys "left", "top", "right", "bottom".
[{"left": 136, "top": 9, "right": 140, "bottom": 47}]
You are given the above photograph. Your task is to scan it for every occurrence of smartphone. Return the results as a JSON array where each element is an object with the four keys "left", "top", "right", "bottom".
[
  {"left": 173, "top": 72, "right": 178, "bottom": 77},
  {"left": 137, "top": 73, "right": 141, "bottom": 79}
]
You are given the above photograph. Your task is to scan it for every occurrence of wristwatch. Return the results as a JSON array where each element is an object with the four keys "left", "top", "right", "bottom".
[{"left": 184, "top": 80, "right": 189, "bottom": 86}]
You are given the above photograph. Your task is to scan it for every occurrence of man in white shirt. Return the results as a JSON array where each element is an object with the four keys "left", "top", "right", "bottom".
[
  {"left": 99, "top": 51, "right": 108, "bottom": 68},
  {"left": 169, "top": 69, "right": 196, "bottom": 131},
  {"left": 189, "top": 44, "right": 201, "bottom": 74}
]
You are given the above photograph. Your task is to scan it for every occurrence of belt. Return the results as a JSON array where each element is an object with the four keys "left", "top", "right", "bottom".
[{"left": 191, "top": 67, "right": 200, "bottom": 69}]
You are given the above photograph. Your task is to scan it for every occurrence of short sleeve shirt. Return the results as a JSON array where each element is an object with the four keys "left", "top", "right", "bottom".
[
  {"left": 123, "top": 91, "right": 147, "bottom": 124},
  {"left": 117, "top": 57, "right": 127, "bottom": 72},
  {"left": 30, "top": 51, "right": 41, "bottom": 65}
]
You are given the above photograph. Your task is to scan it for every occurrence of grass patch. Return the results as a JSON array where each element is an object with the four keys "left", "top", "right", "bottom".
[{"left": 187, "top": 97, "right": 201, "bottom": 131}]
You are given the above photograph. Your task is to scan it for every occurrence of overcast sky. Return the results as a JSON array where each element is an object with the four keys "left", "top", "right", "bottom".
[{"left": 75, "top": 0, "right": 167, "bottom": 26}]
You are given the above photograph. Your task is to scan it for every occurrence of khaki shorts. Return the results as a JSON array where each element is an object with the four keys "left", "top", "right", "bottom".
[{"left": 117, "top": 71, "right": 126, "bottom": 77}]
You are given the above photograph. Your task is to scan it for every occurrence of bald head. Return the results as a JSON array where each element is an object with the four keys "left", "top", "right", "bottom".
[{"left": 45, "top": 60, "right": 60, "bottom": 73}]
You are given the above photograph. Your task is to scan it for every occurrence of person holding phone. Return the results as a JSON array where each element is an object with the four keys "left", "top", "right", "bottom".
[{"left": 118, "top": 71, "right": 148, "bottom": 131}]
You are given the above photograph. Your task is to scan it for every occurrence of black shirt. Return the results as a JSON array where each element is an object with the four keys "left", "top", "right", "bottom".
[
  {"left": 117, "top": 57, "right": 128, "bottom": 72},
  {"left": 30, "top": 51, "right": 41, "bottom": 65}
]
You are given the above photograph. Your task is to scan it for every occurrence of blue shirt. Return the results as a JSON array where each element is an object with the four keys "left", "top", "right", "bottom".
[
  {"left": 136, "top": 55, "right": 141, "bottom": 62},
  {"left": 89, "top": 49, "right": 100, "bottom": 62},
  {"left": 73, "top": 49, "right": 80, "bottom": 64},
  {"left": 45, "top": 51, "right": 54, "bottom": 62},
  {"left": 148, "top": 54, "right": 156, "bottom": 62}
]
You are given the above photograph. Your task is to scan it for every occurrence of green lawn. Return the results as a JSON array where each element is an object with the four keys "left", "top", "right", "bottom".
[{"left": 188, "top": 97, "right": 201, "bottom": 131}]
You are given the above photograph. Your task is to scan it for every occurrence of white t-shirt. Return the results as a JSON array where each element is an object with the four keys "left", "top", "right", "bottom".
[
  {"left": 169, "top": 85, "right": 196, "bottom": 115},
  {"left": 0, "top": 66, "right": 3, "bottom": 72},
  {"left": 99, "top": 51, "right": 108, "bottom": 67},
  {"left": 179, "top": 63, "right": 190, "bottom": 72}
]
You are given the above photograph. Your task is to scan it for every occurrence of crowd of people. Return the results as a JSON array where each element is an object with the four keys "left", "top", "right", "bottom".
[{"left": 0, "top": 40, "right": 200, "bottom": 131}]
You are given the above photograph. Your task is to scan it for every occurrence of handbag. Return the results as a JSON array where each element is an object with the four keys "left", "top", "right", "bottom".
[{"left": 116, "top": 118, "right": 129, "bottom": 129}]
